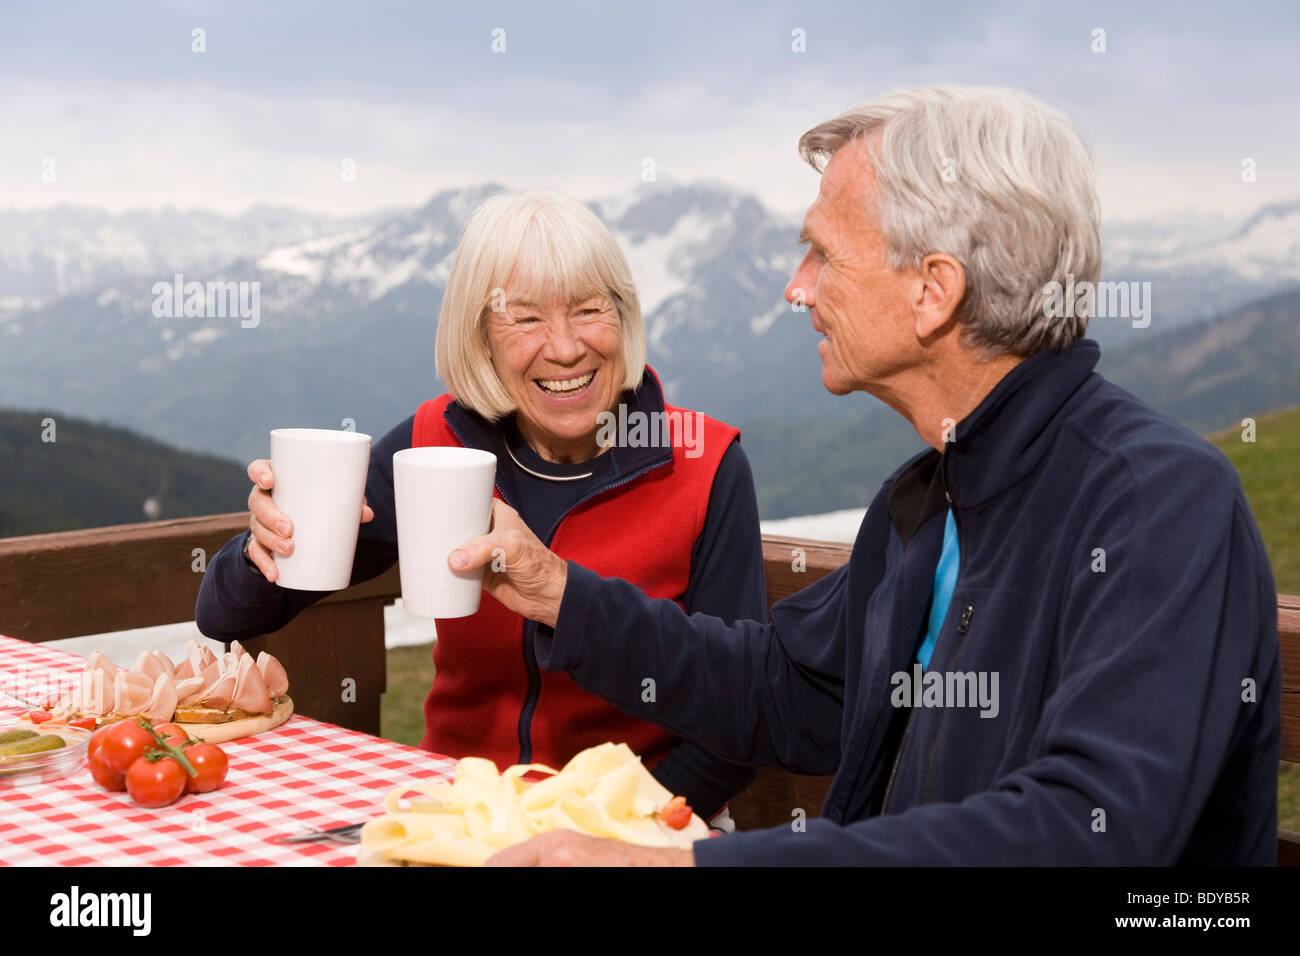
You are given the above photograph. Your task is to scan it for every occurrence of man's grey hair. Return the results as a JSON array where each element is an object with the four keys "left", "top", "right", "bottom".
[{"left": 799, "top": 85, "right": 1102, "bottom": 356}]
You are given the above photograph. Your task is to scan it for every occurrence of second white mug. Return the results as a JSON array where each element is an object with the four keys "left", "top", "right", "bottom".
[{"left": 394, "top": 446, "right": 498, "bottom": 618}]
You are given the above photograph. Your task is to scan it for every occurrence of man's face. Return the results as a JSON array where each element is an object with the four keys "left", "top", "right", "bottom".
[{"left": 785, "top": 143, "right": 919, "bottom": 398}]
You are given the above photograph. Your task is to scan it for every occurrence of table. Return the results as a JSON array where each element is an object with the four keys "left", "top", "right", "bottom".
[{"left": 0, "top": 634, "right": 456, "bottom": 866}]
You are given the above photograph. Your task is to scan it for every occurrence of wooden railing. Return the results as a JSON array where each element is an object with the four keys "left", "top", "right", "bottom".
[{"left": 0, "top": 515, "right": 1296, "bottom": 861}]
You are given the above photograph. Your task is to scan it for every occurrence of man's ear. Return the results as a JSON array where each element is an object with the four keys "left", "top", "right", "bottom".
[{"left": 912, "top": 253, "right": 966, "bottom": 341}]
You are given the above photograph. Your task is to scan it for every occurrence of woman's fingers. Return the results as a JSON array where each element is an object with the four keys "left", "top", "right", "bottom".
[
  {"left": 249, "top": 511, "right": 293, "bottom": 557},
  {"left": 246, "top": 459, "right": 275, "bottom": 490},
  {"left": 361, "top": 496, "right": 374, "bottom": 523},
  {"left": 244, "top": 531, "right": 279, "bottom": 582}
]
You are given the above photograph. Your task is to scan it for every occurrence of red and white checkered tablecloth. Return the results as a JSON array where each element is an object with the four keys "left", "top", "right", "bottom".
[{"left": 0, "top": 634, "right": 456, "bottom": 866}]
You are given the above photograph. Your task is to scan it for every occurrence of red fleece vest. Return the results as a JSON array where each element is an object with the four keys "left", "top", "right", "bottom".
[{"left": 411, "top": 392, "right": 739, "bottom": 772}]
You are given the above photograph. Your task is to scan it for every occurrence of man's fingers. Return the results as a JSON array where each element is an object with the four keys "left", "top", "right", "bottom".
[
  {"left": 484, "top": 839, "right": 541, "bottom": 867},
  {"left": 448, "top": 532, "right": 505, "bottom": 572}
]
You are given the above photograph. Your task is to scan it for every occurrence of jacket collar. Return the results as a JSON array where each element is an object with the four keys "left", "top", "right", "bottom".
[
  {"left": 442, "top": 364, "right": 674, "bottom": 491},
  {"left": 946, "top": 338, "right": 1101, "bottom": 508},
  {"left": 886, "top": 339, "right": 1102, "bottom": 538}
]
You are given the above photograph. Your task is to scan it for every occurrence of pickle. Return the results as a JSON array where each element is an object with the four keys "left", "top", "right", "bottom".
[
  {"left": 0, "top": 734, "right": 65, "bottom": 757},
  {"left": 0, "top": 729, "right": 40, "bottom": 745}
]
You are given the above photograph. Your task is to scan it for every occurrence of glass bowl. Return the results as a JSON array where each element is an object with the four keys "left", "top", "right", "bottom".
[{"left": 0, "top": 722, "right": 91, "bottom": 788}]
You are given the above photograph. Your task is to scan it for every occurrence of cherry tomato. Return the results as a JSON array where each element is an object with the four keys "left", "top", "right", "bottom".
[
  {"left": 153, "top": 722, "right": 189, "bottom": 748},
  {"left": 99, "top": 720, "right": 157, "bottom": 775},
  {"left": 126, "top": 756, "right": 187, "bottom": 808},
  {"left": 89, "top": 748, "right": 127, "bottom": 792},
  {"left": 87, "top": 725, "right": 113, "bottom": 762},
  {"left": 660, "top": 795, "right": 693, "bottom": 830},
  {"left": 26, "top": 711, "right": 52, "bottom": 724},
  {"left": 181, "top": 743, "right": 229, "bottom": 794},
  {"left": 68, "top": 717, "right": 97, "bottom": 731}
]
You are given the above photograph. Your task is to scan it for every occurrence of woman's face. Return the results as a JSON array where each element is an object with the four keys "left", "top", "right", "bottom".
[{"left": 485, "top": 290, "right": 625, "bottom": 463}]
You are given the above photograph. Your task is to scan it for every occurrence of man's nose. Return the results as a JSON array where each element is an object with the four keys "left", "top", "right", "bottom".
[{"left": 786, "top": 257, "right": 817, "bottom": 310}]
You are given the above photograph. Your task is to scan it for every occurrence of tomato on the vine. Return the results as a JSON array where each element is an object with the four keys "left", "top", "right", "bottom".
[
  {"left": 87, "top": 725, "right": 113, "bottom": 762},
  {"left": 181, "top": 743, "right": 228, "bottom": 793},
  {"left": 153, "top": 722, "right": 189, "bottom": 748},
  {"left": 125, "top": 755, "right": 187, "bottom": 808},
  {"left": 99, "top": 721, "right": 157, "bottom": 775},
  {"left": 89, "top": 748, "right": 126, "bottom": 792}
]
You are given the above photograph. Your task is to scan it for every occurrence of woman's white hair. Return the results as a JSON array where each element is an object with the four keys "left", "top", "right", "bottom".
[
  {"left": 799, "top": 85, "right": 1102, "bottom": 356},
  {"left": 435, "top": 190, "right": 645, "bottom": 420}
]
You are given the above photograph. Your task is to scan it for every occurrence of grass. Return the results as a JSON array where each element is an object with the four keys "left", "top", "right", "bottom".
[
  {"left": 1208, "top": 406, "right": 1300, "bottom": 596},
  {"left": 378, "top": 407, "right": 1300, "bottom": 832},
  {"left": 1209, "top": 406, "right": 1300, "bottom": 833},
  {"left": 379, "top": 643, "right": 436, "bottom": 748}
]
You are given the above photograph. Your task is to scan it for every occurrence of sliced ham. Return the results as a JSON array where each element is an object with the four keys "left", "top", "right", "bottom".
[
  {"left": 256, "top": 652, "right": 289, "bottom": 699},
  {"left": 175, "top": 676, "right": 207, "bottom": 707},
  {"left": 230, "top": 640, "right": 249, "bottom": 659},
  {"left": 175, "top": 641, "right": 216, "bottom": 682},
  {"left": 142, "top": 673, "right": 178, "bottom": 725},
  {"left": 113, "top": 671, "right": 151, "bottom": 716},
  {"left": 199, "top": 661, "right": 237, "bottom": 712},
  {"left": 132, "top": 650, "right": 175, "bottom": 683},
  {"left": 78, "top": 670, "right": 114, "bottom": 716},
  {"left": 84, "top": 651, "right": 118, "bottom": 683},
  {"left": 231, "top": 654, "right": 273, "bottom": 715}
]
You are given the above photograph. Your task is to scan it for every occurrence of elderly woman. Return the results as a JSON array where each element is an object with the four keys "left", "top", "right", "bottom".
[{"left": 194, "top": 190, "right": 765, "bottom": 822}]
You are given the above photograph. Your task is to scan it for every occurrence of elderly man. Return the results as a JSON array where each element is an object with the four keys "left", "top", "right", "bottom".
[{"left": 450, "top": 86, "right": 1281, "bottom": 866}]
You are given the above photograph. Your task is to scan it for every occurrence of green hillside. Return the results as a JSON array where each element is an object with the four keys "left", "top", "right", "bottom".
[
  {"left": 1208, "top": 406, "right": 1300, "bottom": 596},
  {"left": 0, "top": 408, "right": 251, "bottom": 538}
]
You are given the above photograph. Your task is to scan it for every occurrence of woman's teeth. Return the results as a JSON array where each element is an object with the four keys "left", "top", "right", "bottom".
[{"left": 538, "top": 371, "right": 594, "bottom": 394}]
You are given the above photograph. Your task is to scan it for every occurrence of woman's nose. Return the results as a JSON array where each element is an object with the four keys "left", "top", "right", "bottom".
[{"left": 543, "top": 316, "right": 584, "bottom": 363}]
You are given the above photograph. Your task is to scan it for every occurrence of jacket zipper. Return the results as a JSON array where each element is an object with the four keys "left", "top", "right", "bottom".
[
  {"left": 515, "top": 453, "right": 673, "bottom": 765},
  {"left": 919, "top": 456, "right": 973, "bottom": 803},
  {"left": 881, "top": 455, "right": 968, "bottom": 815}
]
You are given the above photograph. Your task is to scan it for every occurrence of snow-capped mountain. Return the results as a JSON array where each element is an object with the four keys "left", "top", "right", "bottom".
[
  {"left": 0, "top": 204, "right": 388, "bottom": 312},
  {"left": 1100, "top": 198, "right": 1300, "bottom": 342},
  {"left": 0, "top": 184, "right": 1296, "bottom": 486}
]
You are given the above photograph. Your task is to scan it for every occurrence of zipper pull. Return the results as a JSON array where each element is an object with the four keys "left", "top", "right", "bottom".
[{"left": 957, "top": 604, "right": 973, "bottom": 635}]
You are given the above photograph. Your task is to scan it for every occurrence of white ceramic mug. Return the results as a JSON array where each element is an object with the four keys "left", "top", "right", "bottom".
[
  {"left": 269, "top": 428, "right": 372, "bottom": 591},
  {"left": 394, "top": 447, "right": 498, "bottom": 618}
]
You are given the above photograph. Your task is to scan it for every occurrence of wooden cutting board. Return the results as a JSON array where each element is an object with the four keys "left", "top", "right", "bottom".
[{"left": 172, "top": 696, "right": 294, "bottom": 745}]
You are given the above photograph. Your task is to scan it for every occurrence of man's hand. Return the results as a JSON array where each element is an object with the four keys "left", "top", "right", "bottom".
[
  {"left": 485, "top": 830, "right": 696, "bottom": 867},
  {"left": 449, "top": 498, "right": 568, "bottom": 628}
]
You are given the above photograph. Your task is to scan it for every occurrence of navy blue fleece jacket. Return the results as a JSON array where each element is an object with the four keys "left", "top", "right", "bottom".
[{"left": 535, "top": 340, "right": 1281, "bottom": 865}]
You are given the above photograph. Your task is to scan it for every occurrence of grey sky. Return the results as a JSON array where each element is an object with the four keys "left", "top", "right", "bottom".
[{"left": 2, "top": 0, "right": 1297, "bottom": 221}]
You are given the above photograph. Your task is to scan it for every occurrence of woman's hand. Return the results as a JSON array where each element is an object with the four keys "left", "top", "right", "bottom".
[
  {"left": 244, "top": 458, "right": 374, "bottom": 582},
  {"left": 449, "top": 499, "right": 568, "bottom": 627}
]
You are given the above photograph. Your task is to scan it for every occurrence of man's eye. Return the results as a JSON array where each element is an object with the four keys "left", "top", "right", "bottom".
[{"left": 517, "top": 316, "right": 540, "bottom": 324}]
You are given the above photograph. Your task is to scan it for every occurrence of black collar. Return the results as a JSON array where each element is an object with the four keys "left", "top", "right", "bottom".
[
  {"left": 887, "top": 339, "right": 1103, "bottom": 542},
  {"left": 441, "top": 365, "right": 675, "bottom": 505}
]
